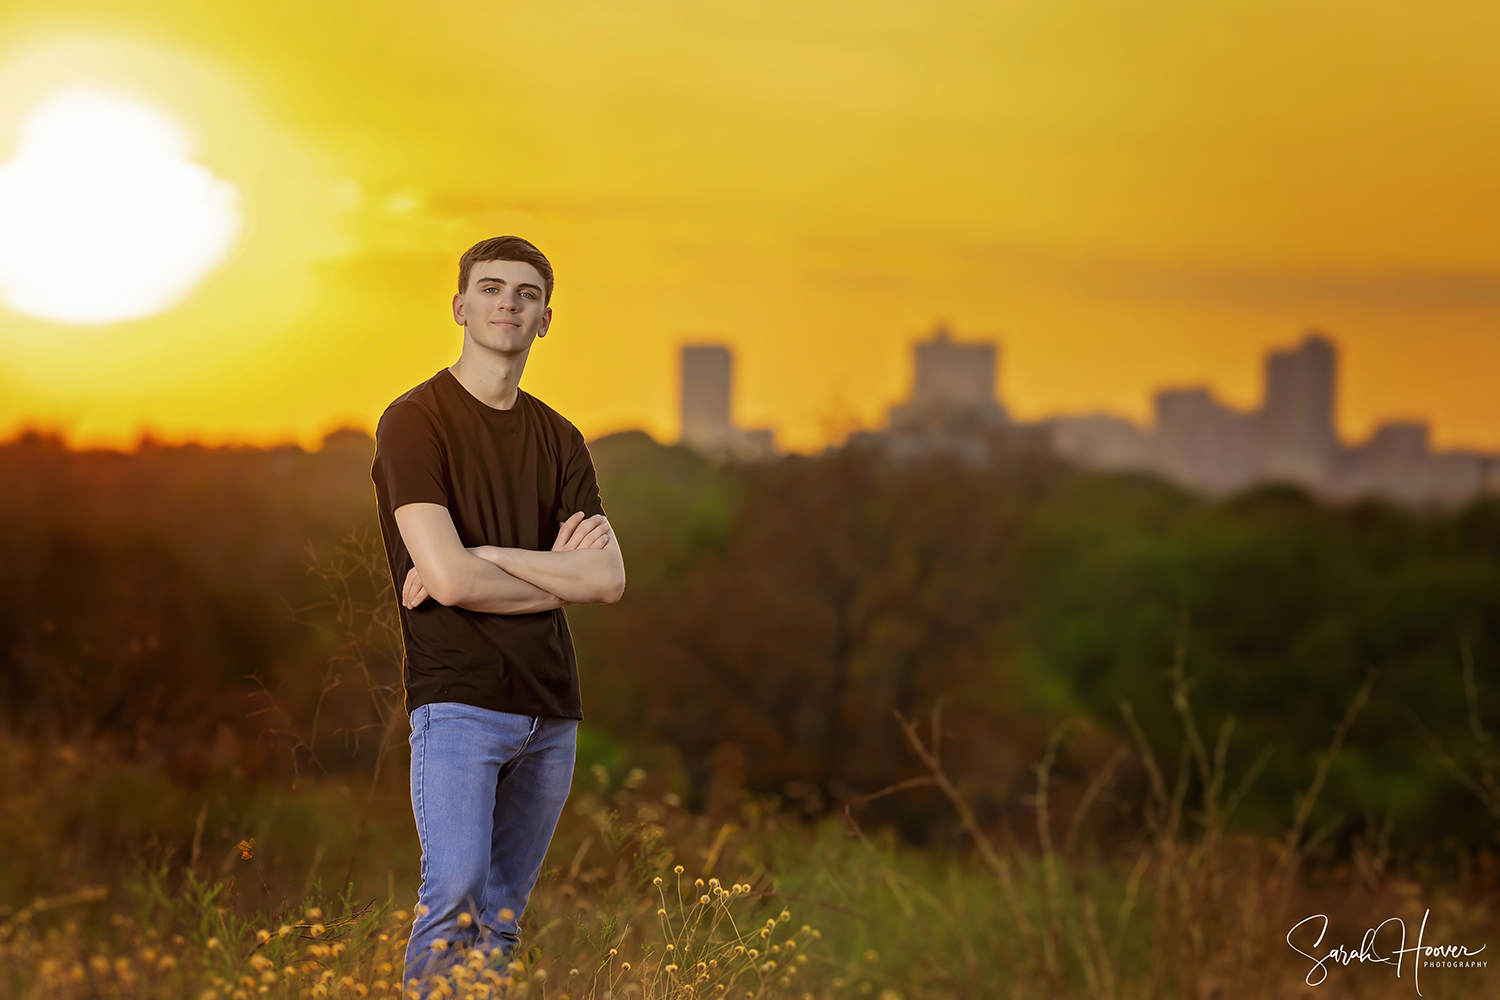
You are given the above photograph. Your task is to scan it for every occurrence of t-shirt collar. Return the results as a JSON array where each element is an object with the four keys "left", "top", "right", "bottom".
[{"left": 442, "top": 366, "right": 525, "bottom": 419}]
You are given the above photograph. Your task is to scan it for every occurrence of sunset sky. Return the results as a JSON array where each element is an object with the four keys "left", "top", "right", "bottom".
[{"left": 2, "top": 1, "right": 1499, "bottom": 454}]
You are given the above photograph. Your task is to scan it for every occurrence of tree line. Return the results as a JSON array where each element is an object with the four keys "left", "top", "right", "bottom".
[{"left": 2, "top": 426, "right": 1497, "bottom": 850}]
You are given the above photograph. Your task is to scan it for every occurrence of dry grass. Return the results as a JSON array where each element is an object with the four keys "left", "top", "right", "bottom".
[
  {"left": 5, "top": 535, "right": 1498, "bottom": 998},
  {"left": 3, "top": 716, "right": 1498, "bottom": 999},
  {"left": 0, "top": 783, "right": 826, "bottom": 1000}
]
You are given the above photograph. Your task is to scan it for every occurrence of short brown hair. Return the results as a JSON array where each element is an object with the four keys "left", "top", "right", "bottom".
[{"left": 457, "top": 236, "right": 555, "bottom": 304}]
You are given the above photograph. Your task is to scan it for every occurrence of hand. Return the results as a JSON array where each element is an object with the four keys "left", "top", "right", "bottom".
[
  {"left": 553, "top": 511, "right": 613, "bottom": 552},
  {"left": 402, "top": 565, "right": 429, "bottom": 609}
]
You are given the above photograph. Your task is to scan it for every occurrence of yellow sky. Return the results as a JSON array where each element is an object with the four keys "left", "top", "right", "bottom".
[{"left": 2, "top": 1, "right": 1500, "bottom": 453}]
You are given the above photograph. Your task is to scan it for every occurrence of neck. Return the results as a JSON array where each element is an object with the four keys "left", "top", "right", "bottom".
[{"left": 450, "top": 339, "right": 530, "bottom": 410}]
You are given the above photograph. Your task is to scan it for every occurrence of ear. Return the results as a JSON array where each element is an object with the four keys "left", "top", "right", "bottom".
[
  {"left": 536, "top": 305, "right": 553, "bottom": 338},
  {"left": 452, "top": 292, "right": 466, "bottom": 327}
]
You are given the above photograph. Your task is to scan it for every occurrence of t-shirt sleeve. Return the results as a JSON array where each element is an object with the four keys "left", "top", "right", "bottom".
[
  {"left": 374, "top": 402, "right": 449, "bottom": 510},
  {"left": 559, "top": 426, "right": 605, "bottom": 519}
]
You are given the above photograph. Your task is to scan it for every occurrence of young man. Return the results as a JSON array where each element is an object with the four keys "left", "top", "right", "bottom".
[{"left": 370, "top": 236, "right": 625, "bottom": 989}]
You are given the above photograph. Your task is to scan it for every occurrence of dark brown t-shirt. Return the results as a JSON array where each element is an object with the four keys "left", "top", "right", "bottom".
[{"left": 370, "top": 368, "right": 605, "bottom": 719}]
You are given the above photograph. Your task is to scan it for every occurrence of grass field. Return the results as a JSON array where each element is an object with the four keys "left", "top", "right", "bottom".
[{"left": 4, "top": 697, "right": 1497, "bottom": 1000}]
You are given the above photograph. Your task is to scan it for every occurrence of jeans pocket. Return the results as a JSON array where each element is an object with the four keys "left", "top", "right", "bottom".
[{"left": 408, "top": 704, "right": 429, "bottom": 741}]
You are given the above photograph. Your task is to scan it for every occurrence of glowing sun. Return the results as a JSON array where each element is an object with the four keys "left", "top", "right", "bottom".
[{"left": 0, "top": 88, "right": 240, "bottom": 325}]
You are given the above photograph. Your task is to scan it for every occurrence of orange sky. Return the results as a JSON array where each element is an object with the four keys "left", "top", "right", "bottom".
[{"left": 1, "top": 1, "right": 1499, "bottom": 453}]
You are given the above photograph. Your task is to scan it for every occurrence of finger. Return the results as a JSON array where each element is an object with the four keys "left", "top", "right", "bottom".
[
  {"left": 553, "top": 511, "right": 586, "bottom": 550},
  {"left": 413, "top": 584, "right": 428, "bottom": 606},
  {"left": 561, "top": 514, "right": 605, "bottom": 552},
  {"left": 555, "top": 511, "right": 582, "bottom": 547},
  {"left": 578, "top": 521, "right": 610, "bottom": 549}
]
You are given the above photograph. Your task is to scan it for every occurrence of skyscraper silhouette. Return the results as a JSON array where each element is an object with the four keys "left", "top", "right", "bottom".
[
  {"left": 1153, "top": 387, "right": 1256, "bottom": 494},
  {"left": 1257, "top": 333, "right": 1337, "bottom": 488},
  {"left": 868, "top": 326, "right": 1012, "bottom": 465},
  {"left": 678, "top": 344, "right": 775, "bottom": 459},
  {"left": 909, "top": 327, "right": 1003, "bottom": 413},
  {"left": 680, "top": 345, "right": 732, "bottom": 450}
]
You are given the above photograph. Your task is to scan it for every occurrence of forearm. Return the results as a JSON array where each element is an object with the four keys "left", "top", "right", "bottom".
[
  {"left": 486, "top": 546, "right": 626, "bottom": 605},
  {"left": 445, "top": 550, "right": 566, "bottom": 614}
]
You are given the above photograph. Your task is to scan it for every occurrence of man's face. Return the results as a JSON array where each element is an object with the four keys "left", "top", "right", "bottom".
[{"left": 452, "top": 258, "right": 552, "bottom": 355}]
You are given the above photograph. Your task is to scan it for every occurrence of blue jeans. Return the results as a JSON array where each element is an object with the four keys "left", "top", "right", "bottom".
[{"left": 403, "top": 703, "right": 577, "bottom": 985}]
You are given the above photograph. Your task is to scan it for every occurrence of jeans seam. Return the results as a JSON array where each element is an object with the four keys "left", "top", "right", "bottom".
[
  {"left": 405, "top": 707, "right": 430, "bottom": 987},
  {"left": 416, "top": 710, "right": 428, "bottom": 896}
]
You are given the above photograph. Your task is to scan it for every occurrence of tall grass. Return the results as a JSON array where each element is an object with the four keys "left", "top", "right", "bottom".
[
  {"left": 4, "top": 531, "right": 1497, "bottom": 998},
  {"left": 4, "top": 717, "right": 1497, "bottom": 998}
]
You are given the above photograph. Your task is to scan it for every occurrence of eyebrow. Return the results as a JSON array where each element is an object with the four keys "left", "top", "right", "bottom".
[{"left": 476, "top": 276, "right": 543, "bottom": 294}]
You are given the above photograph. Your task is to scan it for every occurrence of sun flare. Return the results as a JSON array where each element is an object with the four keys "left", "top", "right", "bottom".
[{"left": 0, "top": 87, "right": 239, "bottom": 325}]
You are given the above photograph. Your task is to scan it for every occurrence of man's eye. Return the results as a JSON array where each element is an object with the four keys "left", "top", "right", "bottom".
[{"left": 522, "top": 291, "right": 534, "bottom": 299}]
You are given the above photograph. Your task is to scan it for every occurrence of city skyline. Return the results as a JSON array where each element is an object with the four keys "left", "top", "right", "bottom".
[
  {"left": 669, "top": 324, "right": 1482, "bottom": 451},
  {"left": 10, "top": 321, "right": 1487, "bottom": 470},
  {"left": 14, "top": 323, "right": 1486, "bottom": 507},
  {"left": 678, "top": 328, "right": 1494, "bottom": 507}
]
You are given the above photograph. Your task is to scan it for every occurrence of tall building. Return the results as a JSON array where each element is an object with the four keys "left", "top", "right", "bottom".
[
  {"left": 910, "top": 327, "right": 1003, "bottom": 412},
  {"left": 680, "top": 345, "right": 732, "bottom": 449},
  {"left": 1153, "top": 387, "right": 1257, "bottom": 494},
  {"left": 1257, "top": 333, "right": 1338, "bottom": 488},
  {"left": 887, "top": 326, "right": 1008, "bottom": 426},
  {"left": 678, "top": 344, "right": 776, "bottom": 460},
  {"left": 876, "top": 326, "right": 1012, "bottom": 464}
]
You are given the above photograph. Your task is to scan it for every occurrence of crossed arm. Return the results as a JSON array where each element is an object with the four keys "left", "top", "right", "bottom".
[{"left": 392, "top": 503, "right": 626, "bottom": 614}]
